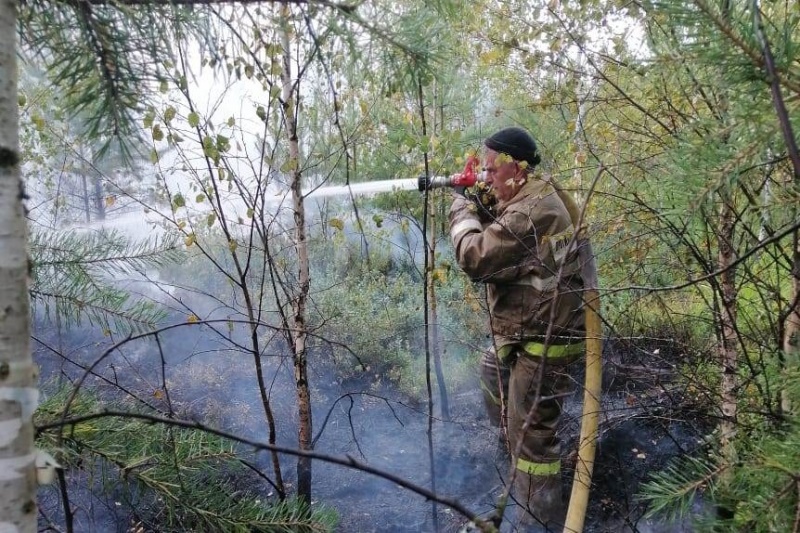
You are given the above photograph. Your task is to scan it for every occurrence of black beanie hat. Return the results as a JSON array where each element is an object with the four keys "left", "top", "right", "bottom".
[{"left": 484, "top": 127, "right": 541, "bottom": 168}]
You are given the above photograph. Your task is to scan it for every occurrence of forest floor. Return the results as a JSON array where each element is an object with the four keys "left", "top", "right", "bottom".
[
  {"left": 34, "top": 320, "right": 712, "bottom": 533},
  {"left": 313, "top": 337, "right": 713, "bottom": 533}
]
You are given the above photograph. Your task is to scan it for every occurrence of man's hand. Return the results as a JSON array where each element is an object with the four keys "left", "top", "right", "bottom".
[{"left": 465, "top": 187, "right": 498, "bottom": 221}]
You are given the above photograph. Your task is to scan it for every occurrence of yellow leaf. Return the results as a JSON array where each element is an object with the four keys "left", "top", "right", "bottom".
[
  {"left": 105, "top": 196, "right": 116, "bottom": 207},
  {"left": 329, "top": 218, "right": 344, "bottom": 231},
  {"left": 187, "top": 314, "right": 200, "bottom": 323},
  {"left": 153, "top": 389, "right": 164, "bottom": 399},
  {"left": 184, "top": 233, "right": 196, "bottom": 247}
]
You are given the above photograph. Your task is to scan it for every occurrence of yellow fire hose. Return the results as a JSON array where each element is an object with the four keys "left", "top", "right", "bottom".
[
  {"left": 556, "top": 187, "right": 603, "bottom": 533},
  {"left": 564, "top": 251, "right": 601, "bottom": 533}
]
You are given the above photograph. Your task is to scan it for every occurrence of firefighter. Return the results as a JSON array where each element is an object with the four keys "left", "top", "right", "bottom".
[{"left": 449, "top": 127, "right": 586, "bottom": 531}]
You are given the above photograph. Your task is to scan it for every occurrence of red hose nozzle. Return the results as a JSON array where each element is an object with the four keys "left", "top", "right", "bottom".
[{"left": 418, "top": 155, "right": 481, "bottom": 191}]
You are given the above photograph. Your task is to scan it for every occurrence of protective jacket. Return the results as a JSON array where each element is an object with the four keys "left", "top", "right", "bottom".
[{"left": 448, "top": 176, "right": 585, "bottom": 355}]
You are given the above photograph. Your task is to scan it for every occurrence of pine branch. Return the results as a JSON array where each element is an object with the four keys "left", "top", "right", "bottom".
[
  {"left": 18, "top": 1, "right": 211, "bottom": 157},
  {"left": 640, "top": 454, "right": 728, "bottom": 521},
  {"left": 49, "top": 0, "right": 360, "bottom": 12},
  {"left": 30, "top": 229, "right": 183, "bottom": 332},
  {"left": 35, "top": 389, "right": 338, "bottom": 532}
]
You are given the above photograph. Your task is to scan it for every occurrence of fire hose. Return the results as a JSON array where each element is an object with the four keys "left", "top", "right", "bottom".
[{"left": 420, "top": 158, "right": 602, "bottom": 533}]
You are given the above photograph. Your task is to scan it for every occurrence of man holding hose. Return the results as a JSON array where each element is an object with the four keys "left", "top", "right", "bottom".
[{"left": 449, "top": 127, "right": 586, "bottom": 531}]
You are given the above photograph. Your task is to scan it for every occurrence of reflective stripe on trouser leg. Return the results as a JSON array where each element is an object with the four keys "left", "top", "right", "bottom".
[
  {"left": 516, "top": 457, "right": 561, "bottom": 476},
  {"left": 479, "top": 348, "right": 510, "bottom": 428}
]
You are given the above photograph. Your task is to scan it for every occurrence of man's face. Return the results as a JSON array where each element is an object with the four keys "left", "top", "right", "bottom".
[{"left": 483, "top": 149, "right": 520, "bottom": 202}]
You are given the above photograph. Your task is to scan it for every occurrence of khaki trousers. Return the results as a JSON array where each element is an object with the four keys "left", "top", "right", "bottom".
[{"left": 481, "top": 346, "right": 580, "bottom": 529}]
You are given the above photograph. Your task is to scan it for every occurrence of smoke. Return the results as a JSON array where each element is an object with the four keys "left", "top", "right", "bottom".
[{"left": 32, "top": 182, "right": 709, "bottom": 532}]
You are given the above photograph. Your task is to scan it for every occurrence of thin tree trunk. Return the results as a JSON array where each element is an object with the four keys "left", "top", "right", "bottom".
[
  {"left": 572, "top": 48, "right": 589, "bottom": 204},
  {"left": 53, "top": 171, "right": 63, "bottom": 228},
  {"left": 751, "top": 0, "right": 800, "bottom": 416},
  {"left": 81, "top": 172, "right": 91, "bottom": 223},
  {"left": 0, "top": 0, "right": 37, "bottom": 530},
  {"left": 280, "top": 5, "right": 313, "bottom": 502},
  {"left": 717, "top": 0, "right": 738, "bottom": 462},
  {"left": 718, "top": 191, "right": 738, "bottom": 457},
  {"left": 93, "top": 173, "right": 105, "bottom": 221},
  {"left": 426, "top": 212, "right": 449, "bottom": 418},
  {"left": 784, "top": 237, "right": 800, "bottom": 414}
]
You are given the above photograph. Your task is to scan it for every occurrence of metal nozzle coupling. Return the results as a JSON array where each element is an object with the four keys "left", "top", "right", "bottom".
[{"left": 417, "top": 175, "right": 456, "bottom": 191}]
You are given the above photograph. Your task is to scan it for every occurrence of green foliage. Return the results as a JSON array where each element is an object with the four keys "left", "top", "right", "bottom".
[
  {"left": 641, "top": 371, "right": 800, "bottom": 532},
  {"left": 640, "top": 453, "right": 722, "bottom": 524},
  {"left": 30, "top": 229, "right": 182, "bottom": 333},
  {"left": 36, "top": 387, "right": 338, "bottom": 532},
  {"left": 307, "top": 228, "right": 485, "bottom": 397},
  {"left": 18, "top": 2, "right": 212, "bottom": 158}
]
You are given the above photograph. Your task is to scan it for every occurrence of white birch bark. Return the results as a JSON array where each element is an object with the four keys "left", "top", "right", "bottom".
[
  {"left": 0, "top": 0, "right": 38, "bottom": 531},
  {"left": 279, "top": 5, "right": 313, "bottom": 501}
]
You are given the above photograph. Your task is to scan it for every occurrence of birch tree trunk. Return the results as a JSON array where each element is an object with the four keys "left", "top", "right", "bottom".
[
  {"left": 717, "top": 193, "right": 739, "bottom": 457},
  {"left": 0, "top": 0, "right": 38, "bottom": 530},
  {"left": 716, "top": 0, "right": 738, "bottom": 463},
  {"left": 279, "top": 5, "right": 313, "bottom": 502}
]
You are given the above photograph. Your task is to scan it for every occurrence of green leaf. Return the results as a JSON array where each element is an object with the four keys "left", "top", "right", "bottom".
[
  {"left": 195, "top": 194, "right": 206, "bottom": 203},
  {"left": 216, "top": 134, "right": 230, "bottom": 152},
  {"left": 188, "top": 112, "right": 200, "bottom": 128},
  {"left": 256, "top": 106, "right": 266, "bottom": 122},
  {"left": 173, "top": 193, "right": 185, "bottom": 208},
  {"left": 164, "top": 106, "right": 177, "bottom": 124},
  {"left": 207, "top": 213, "right": 216, "bottom": 227},
  {"left": 152, "top": 125, "right": 164, "bottom": 142},
  {"left": 32, "top": 113, "right": 45, "bottom": 131},
  {"left": 280, "top": 159, "right": 297, "bottom": 173}
]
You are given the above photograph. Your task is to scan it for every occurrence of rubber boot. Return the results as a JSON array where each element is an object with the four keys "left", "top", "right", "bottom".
[{"left": 513, "top": 472, "right": 565, "bottom": 532}]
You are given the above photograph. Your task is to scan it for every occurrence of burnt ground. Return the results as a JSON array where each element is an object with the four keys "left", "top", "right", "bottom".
[
  {"left": 34, "top": 321, "right": 712, "bottom": 533},
  {"left": 311, "top": 337, "right": 713, "bottom": 533}
]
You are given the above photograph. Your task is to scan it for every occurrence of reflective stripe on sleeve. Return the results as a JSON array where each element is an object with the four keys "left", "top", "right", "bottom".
[
  {"left": 516, "top": 457, "right": 561, "bottom": 476},
  {"left": 450, "top": 219, "right": 483, "bottom": 242}
]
